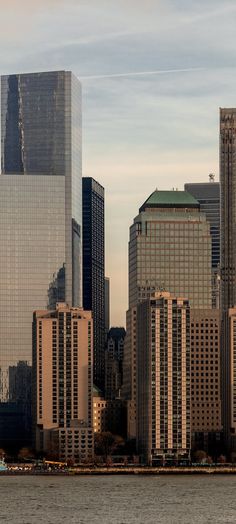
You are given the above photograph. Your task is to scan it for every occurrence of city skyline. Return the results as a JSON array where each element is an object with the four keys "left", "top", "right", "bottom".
[{"left": 1, "top": 0, "right": 236, "bottom": 323}]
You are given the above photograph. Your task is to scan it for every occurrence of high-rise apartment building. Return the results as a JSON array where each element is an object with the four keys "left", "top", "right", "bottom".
[
  {"left": 185, "top": 180, "right": 220, "bottom": 308},
  {"left": 0, "top": 71, "right": 82, "bottom": 449},
  {"left": 137, "top": 292, "right": 191, "bottom": 465},
  {"left": 220, "top": 108, "right": 236, "bottom": 450},
  {"left": 32, "top": 303, "right": 93, "bottom": 462},
  {"left": 82, "top": 177, "right": 105, "bottom": 391},
  {"left": 123, "top": 190, "right": 212, "bottom": 439}
]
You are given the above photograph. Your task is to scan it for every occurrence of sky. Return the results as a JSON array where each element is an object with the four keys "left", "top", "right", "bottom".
[{"left": 1, "top": 0, "right": 236, "bottom": 325}]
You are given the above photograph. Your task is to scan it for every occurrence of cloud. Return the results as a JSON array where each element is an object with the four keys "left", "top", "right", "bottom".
[{"left": 81, "top": 67, "right": 204, "bottom": 80}]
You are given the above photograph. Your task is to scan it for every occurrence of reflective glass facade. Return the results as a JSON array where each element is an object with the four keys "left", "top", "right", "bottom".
[
  {"left": 82, "top": 178, "right": 105, "bottom": 391},
  {"left": 184, "top": 182, "right": 220, "bottom": 270},
  {"left": 185, "top": 182, "right": 220, "bottom": 308},
  {"left": 0, "top": 71, "right": 82, "bottom": 449}
]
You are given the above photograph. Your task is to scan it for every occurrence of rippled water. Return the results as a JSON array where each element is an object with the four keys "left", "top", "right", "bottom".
[{"left": 1, "top": 475, "right": 236, "bottom": 523}]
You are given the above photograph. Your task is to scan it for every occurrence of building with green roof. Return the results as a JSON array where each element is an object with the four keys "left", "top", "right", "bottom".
[
  {"left": 128, "top": 189, "right": 212, "bottom": 309},
  {"left": 123, "top": 188, "right": 213, "bottom": 441},
  {"left": 139, "top": 189, "right": 199, "bottom": 212}
]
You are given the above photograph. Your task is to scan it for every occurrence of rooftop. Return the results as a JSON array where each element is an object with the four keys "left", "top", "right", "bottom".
[{"left": 139, "top": 190, "right": 199, "bottom": 212}]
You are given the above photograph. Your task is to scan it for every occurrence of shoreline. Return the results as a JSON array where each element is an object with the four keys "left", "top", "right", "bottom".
[{"left": 1, "top": 466, "right": 236, "bottom": 475}]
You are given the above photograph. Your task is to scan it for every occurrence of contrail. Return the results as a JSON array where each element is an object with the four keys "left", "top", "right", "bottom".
[{"left": 81, "top": 67, "right": 204, "bottom": 80}]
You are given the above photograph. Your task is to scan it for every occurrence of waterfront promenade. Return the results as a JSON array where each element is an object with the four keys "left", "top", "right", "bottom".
[{"left": 2, "top": 465, "right": 236, "bottom": 475}]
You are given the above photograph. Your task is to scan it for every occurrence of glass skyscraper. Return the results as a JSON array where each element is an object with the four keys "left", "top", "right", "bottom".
[
  {"left": 82, "top": 177, "right": 105, "bottom": 391},
  {"left": 0, "top": 71, "right": 82, "bottom": 450},
  {"left": 185, "top": 180, "right": 220, "bottom": 308},
  {"left": 129, "top": 190, "right": 212, "bottom": 309},
  {"left": 184, "top": 181, "right": 220, "bottom": 270}
]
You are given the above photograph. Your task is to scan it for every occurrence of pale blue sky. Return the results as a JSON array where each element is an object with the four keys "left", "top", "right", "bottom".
[{"left": 1, "top": 0, "right": 236, "bottom": 324}]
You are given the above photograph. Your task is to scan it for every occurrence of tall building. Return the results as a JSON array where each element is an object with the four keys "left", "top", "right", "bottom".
[
  {"left": 0, "top": 71, "right": 82, "bottom": 448},
  {"left": 105, "top": 277, "right": 110, "bottom": 337},
  {"left": 122, "top": 307, "right": 137, "bottom": 439},
  {"left": 129, "top": 190, "right": 212, "bottom": 309},
  {"left": 82, "top": 177, "right": 105, "bottom": 391},
  {"left": 123, "top": 190, "right": 212, "bottom": 439},
  {"left": 105, "top": 327, "right": 126, "bottom": 399},
  {"left": 185, "top": 179, "right": 220, "bottom": 308},
  {"left": 190, "top": 309, "right": 222, "bottom": 454},
  {"left": 32, "top": 303, "right": 93, "bottom": 462},
  {"left": 137, "top": 292, "right": 191, "bottom": 465},
  {"left": 225, "top": 308, "right": 236, "bottom": 455},
  {"left": 220, "top": 108, "right": 236, "bottom": 450}
]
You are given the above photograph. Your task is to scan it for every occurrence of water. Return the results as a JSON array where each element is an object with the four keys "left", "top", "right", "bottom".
[{"left": 1, "top": 475, "right": 236, "bottom": 523}]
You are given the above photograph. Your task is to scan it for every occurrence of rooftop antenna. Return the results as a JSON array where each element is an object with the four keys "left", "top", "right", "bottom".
[{"left": 209, "top": 173, "right": 215, "bottom": 182}]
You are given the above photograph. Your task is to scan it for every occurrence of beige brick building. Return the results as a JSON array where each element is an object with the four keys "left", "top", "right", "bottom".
[
  {"left": 32, "top": 303, "right": 93, "bottom": 463},
  {"left": 137, "top": 292, "right": 191, "bottom": 465},
  {"left": 190, "top": 310, "right": 222, "bottom": 451}
]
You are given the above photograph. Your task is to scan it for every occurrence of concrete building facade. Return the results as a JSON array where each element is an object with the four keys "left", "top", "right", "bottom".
[
  {"left": 136, "top": 292, "right": 191, "bottom": 465},
  {"left": 32, "top": 303, "right": 93, "bottom": 463},
  {"left": 220, "top": 108, "right": 236, "bottom": 450},
  {"left": 190, "top": 309, "right": 222, "bottom": 453}
]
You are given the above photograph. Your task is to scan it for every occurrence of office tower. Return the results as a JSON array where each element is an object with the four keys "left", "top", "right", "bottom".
[
  {"left": 0, "top": 71, "right": 82, "bottom": 449},
  {"left": 122, "top": 307, "right": 137, "bottom": 439},
  {"left": 185, "top": 179, "right": 220, "bottom": 308},
  {"left": 105, "top": 327, "right": 126, "bottom": 399},
  {"left": 105, "top": 277, "right": 110, "bottom": 337},
  {"left": 32, "top": 303, "right": 93, "bottom": 462},
  {"left": 123, "top": 190, "right": 212, "bottom": 439},
  {"left": 136, "top": 292, "right": 191, "bottom": 465},
  {"left": 220, "top": 108, "right": 236, "bottom": 451},
  {"left": 190, "top": 310, "right": 222, "bottom": 454},
  {"left": 129, "top": 190, "right": 212, "bottom": 309},
  {"left": 82, "top": 177, "right": 105, "bottom": 391}
]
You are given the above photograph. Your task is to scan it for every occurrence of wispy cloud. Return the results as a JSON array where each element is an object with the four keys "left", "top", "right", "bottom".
[{"left": 81, "top": 67, "right": 205, "bottom": 80}]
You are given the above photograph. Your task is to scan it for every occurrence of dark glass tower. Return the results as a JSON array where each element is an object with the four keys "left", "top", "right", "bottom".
[
  {"left": 184, "top": 181, "right": 220, "bottom": 269},
  {"left": 184, "top": 181, "right": 220, "bottom": 308},
  {"left": 0, "top": 70, "right": 82, "bottom": 451},
  {"left": 82, "top": 178, "right": 105, "bottom": 391}
]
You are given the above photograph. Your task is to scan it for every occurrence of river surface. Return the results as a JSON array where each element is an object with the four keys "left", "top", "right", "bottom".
[{"left": 0, "top": 475, "right": 236, "bottom": 523}]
